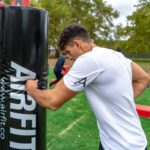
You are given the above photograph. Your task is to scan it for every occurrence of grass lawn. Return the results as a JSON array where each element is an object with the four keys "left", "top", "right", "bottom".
[
  {"left": 46, "top": 92, "right": 99, "bottom": 150},
  {"left": 135, "top": 88, "right": 150, "bottom": 149},
  {"left": 47, "top": 62, "right": 150, "bottom": 150}
]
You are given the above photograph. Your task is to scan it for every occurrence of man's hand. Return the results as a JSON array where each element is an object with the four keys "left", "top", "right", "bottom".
[{"left": 25, "top": 80, "right": 38, "bottom": 95}]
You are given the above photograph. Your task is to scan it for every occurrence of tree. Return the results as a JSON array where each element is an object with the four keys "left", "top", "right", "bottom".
[
  {"left": 35, "top": 0, "right": 119, "bottom": 50},
  {"left": 115, "top": 0, "right": 150, "bottom": 53},
  {"left": 3, "top": 0, "right": 11, "bottom": 4}
]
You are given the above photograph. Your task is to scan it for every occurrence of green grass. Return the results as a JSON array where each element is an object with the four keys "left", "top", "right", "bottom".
[
  {"left": 46, "top": 92, "right": 99, "bottom": 150},
  {"left": 47, "top": 62, "right": 150, "bottom": 150},
  {"left": 140, "top": 117, "right": 150, "bottom": 149},
  {"left": 136, "top": 89, "right": 150, "bottom": 106},
  {"left": 135, "top": 88, "right": 150, "bottom": 149}
]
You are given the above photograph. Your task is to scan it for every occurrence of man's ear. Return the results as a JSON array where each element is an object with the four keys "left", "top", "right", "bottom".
[{"left": 74, "top": 39, "right": 81, "bottom": 48}]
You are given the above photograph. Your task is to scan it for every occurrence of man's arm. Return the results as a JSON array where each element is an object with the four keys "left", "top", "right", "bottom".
[
  {"left": 131, "top": 61, "right": 150, "bottom": 99},
  {"left": 25, "top": 79, "right": 77, "bottom": 110}
]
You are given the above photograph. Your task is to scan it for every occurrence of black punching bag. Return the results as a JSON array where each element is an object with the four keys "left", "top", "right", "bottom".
[{"left": 0, "top": 6, "right": 48, "bottom": 150}]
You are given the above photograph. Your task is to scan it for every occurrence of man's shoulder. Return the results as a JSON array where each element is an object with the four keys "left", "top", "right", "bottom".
[{"left": 81, "top": 46, "right": 111, "bottom": 60}]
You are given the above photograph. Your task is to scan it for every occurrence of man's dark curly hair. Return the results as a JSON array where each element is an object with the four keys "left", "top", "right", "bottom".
[{"left": 58, "top": 24, "right": 90, "bottom": 50}]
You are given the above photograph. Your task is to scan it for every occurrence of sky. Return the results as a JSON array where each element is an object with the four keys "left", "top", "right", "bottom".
[{"left": 104, "top": 0, "right": 139, "bottom": 26}]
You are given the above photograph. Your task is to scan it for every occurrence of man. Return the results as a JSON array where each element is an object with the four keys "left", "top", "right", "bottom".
[{"left": 26, "top": 24, "right": 150, "bottom": 150}]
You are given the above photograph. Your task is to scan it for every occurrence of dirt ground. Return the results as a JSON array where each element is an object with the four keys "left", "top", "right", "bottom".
[{"left": 48, "top": 58, "right": 74, "bottom": 67}]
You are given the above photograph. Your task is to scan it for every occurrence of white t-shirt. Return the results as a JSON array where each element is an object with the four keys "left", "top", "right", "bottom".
[{"left": 63, "top": 47, "right": 147, "bottom": 150}]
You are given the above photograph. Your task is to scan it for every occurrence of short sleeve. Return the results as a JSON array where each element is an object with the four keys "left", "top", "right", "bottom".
[{"left": 63, "top": 55, "right": 102, "bottom": 92}]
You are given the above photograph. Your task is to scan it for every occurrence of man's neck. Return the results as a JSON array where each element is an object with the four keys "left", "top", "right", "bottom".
[{"left": 84, "top": 42, "right": 97, "bottom": 53}]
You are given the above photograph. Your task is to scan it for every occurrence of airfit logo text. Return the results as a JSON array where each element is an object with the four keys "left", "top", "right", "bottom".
[{"left": 9, "top": 61, "right": 36, "bottom": 150}]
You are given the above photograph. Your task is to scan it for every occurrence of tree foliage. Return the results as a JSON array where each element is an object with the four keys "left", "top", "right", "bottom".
[
  {"left": 115, "top": 0, "right": 150, "bottom": 53},
  {"left": 31, "top": 0, "right": 118, "bottom": 50},
  {"left": 3, "top": 0, "right": 11, "bottom": 4}
]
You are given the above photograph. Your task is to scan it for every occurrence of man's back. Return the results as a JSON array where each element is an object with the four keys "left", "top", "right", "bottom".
[
  {"left": 64, "top": 47, "right": 147, "bottom": 150},
  {"left": 85, "top": 47, "right": 147, "bottom": 150}
]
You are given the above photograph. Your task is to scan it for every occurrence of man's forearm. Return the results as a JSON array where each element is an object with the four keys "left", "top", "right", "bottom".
[
  {"left": 131, "top": 61, "right": 150, "bottom": 99},
  {"left": 26, "top": 79, "right": 77, "bottom": 111},
  {"left": 133, "top": 79, "right": 149, "bottom": 99},
  {"left": 27, "top": 88, "right": 58, "bottom": 110}
]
